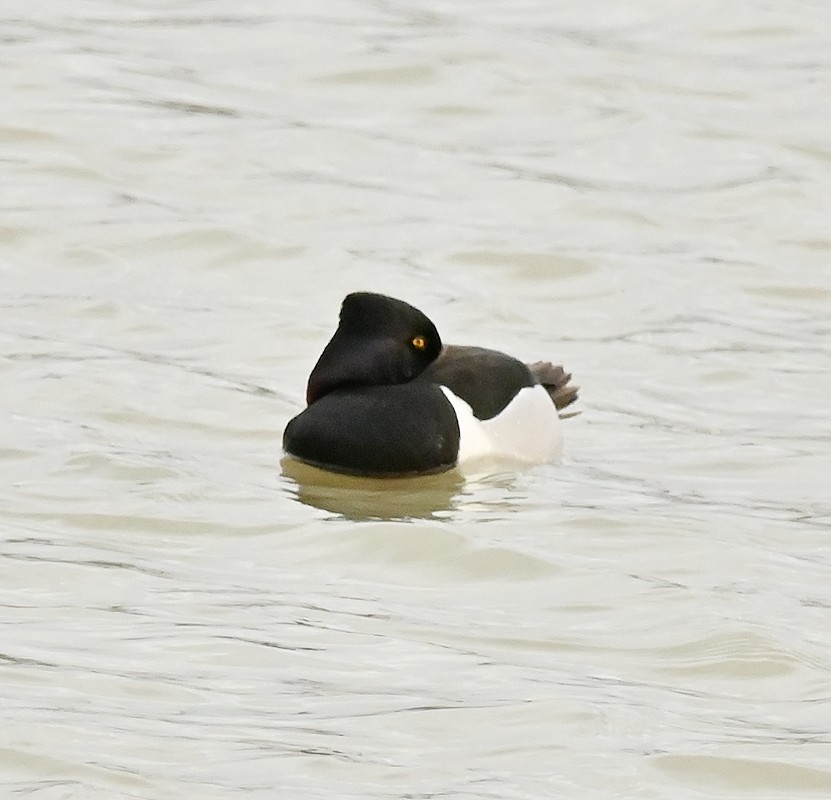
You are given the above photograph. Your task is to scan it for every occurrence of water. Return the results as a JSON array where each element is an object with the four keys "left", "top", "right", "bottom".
[{"left": 2, "top": 2, "right": 830, "bottom": 798}]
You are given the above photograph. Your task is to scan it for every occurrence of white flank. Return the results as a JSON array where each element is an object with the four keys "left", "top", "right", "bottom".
[{"left": 440, "top": 385, "right": 563, "bottom": 467}]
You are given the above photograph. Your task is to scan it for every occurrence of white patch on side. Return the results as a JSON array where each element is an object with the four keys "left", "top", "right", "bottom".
[{"left": 441, "top": 384, "right": 563, "bottom": 467}]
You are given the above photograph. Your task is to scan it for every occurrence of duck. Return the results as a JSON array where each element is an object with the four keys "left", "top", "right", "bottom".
[{"left": 282, "top": 292, "right": 578, "bottom": 477}]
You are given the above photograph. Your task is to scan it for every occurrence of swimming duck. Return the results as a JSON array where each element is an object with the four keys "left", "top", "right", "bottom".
[{"left": 283, "top": 292, "right": 578, "bottom": 476}]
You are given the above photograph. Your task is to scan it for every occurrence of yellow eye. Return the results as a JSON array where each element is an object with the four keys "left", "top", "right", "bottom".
[{"left": 411, "top": 335, "right": 427, "bottom": 350}]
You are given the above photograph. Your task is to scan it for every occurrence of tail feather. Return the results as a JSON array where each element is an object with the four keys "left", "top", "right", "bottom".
[{"left": 527, "top": 361, "right": 579, "bottom": 417}]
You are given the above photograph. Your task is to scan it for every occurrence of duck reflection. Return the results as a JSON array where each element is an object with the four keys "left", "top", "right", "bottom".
[
  {"left": 282, "top": 456, "right": 533, "bottom": 522},
  {"left": 281, "top": 456, "right": 465, "bottom": 521}
]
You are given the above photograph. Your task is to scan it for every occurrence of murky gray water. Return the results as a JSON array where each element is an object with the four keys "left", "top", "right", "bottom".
[{"left": 3, "top": 2, "right": 830, "bottom": 798}]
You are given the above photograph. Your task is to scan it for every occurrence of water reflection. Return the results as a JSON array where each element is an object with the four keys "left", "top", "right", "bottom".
[
  {"left": 281, "top": 457, "right": 465, "bottom": 520},
  {"left": 281, "top": 457, "right": 532, "bottom": 521}
]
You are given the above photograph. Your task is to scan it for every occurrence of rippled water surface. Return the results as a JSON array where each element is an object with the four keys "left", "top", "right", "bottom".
[{"left": 3, "top": 2, "right": 830, "bottom": 798}]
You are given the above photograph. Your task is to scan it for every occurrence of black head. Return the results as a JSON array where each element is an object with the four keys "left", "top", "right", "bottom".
[{"left": 306, "top": 292, "right": 442, "bottom": 405}]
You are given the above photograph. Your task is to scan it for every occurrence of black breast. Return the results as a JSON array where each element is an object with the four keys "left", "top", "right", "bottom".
[{"left": 283, "top": 382, "right": 460, "bottom": 477}]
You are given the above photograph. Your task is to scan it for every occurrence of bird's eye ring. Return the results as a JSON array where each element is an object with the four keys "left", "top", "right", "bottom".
[{"left": 411, "top": 335, "right": 427, "bottom": 350}]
